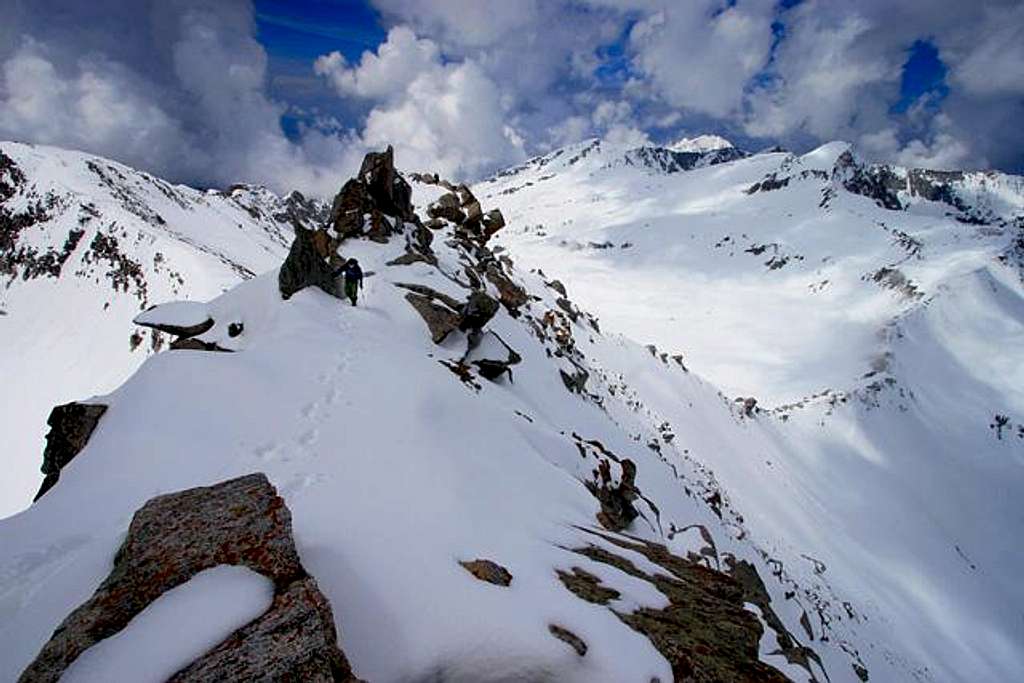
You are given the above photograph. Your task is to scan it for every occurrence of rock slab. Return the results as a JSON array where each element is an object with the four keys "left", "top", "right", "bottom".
[{"left": 20, "top": 473, "right": 360, "bottom": 683}]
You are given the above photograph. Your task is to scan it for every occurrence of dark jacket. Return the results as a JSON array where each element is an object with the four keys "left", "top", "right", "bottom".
[{"left": 334, "top": 263, "right": 363, "bottom": 286}]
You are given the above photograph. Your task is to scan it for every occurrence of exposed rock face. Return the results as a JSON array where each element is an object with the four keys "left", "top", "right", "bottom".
[
  {"left": 279, "top": 225, "right": 339, "bottom": 300},
  {"left": 404, "top": 292, "right": 461, "bottom": 343},
  {"left": 484, "top": 262, "right": 528, "bottom": 313},
  {"left": 459, "top": 559, "right": 513, "bottom": 587},
  {"left": 34, "top": 402, "right": 107, "bottom": 502},
  {"left": 19, "top": 473, "right": 360, "bottom": 683},
  {"left": 561, "top": 530, "right": 793, "bottom": 683}
]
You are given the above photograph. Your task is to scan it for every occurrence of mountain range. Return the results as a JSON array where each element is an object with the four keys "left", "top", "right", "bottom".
[{"left": 1, "top": 136, "right": 1022, "bottom": 682}]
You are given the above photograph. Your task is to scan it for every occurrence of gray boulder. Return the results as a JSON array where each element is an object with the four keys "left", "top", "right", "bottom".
[
  {"left": 279, "top": 226, "right": 339, "bottom": 300},
  {"left": 20, "top": 473, "right": 360, "bottom": 683}
]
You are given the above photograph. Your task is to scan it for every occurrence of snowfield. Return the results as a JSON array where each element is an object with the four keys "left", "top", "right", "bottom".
[
  {"left": 0, "top": 141, "right": 322, "bottom": 517},
  {"left": 1, "top": 139, "right": 1022, "bottom": 681}
]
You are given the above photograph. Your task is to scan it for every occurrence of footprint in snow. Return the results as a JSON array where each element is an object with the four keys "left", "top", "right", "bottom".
[
  {"left": 300, "top": 401, "right": 319, "bottom": 420},
  {"left": 298, "top": 428, "right": 319, "bottom": 448}
]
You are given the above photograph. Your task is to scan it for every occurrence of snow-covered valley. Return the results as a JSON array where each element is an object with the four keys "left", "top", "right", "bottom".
[{"left": 1, "top": 139, "right": 1022, "bottom": 681}]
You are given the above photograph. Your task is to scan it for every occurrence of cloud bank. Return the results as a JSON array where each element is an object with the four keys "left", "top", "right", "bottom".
[{"left": 1, "top": 0, "right": 1021, "bottom": 196}]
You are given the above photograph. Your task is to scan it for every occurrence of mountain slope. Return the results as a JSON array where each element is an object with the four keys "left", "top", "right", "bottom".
[
  {"left": 1, "top": 150, "right": 929, "bottom": 682},
  {"left": 474, "top": 138, "right": 1024, "bottom": 681},
  {"left": 1, "top": 141, "right": 1021, "bottom": 681},
  {"left": 0, "top": 141, "right": 325, "bottom": 516}
]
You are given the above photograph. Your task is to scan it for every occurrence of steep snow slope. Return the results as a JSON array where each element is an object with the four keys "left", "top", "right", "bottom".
[
  {"left": 474, "top": 139, "right": 1024, "bottom": 681},
  {"left": 0, "top": 141, "right": 325, "bottom": 516}
]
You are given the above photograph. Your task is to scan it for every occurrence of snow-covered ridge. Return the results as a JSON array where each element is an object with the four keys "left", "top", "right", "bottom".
[
  {"left": 0, "top": 140, "right": 327, "bottom": 516},
  {"left": 1, "top": 139, "right": 1022, "bottom": 681}
]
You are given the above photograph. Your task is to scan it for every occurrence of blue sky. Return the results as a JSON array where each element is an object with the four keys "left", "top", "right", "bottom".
[{"left": 1, "top": 0, "right": 1021, "bottom": 193}]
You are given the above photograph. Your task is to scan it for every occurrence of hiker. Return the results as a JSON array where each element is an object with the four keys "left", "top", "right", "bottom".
[{"left": 334, "top": 257, "right": 363, "bottom": 305}]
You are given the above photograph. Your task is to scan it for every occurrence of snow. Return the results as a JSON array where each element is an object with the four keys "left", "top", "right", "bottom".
[
  {"left": 668, "top": 134, "right": 734, "bottom": 153},
  {"left": 134, "top": 301, "right": 212, "bottom": 329},
  {"left": 3, "top": 139, "right": 1024, "bottom": 682},
  {"left": 62, "top": 566, "right": 273, "bottom": 683},
  {"left": 473, "top": 140, "right": 1024, "bottom": 681},
  {"left": 0, "top": 141, "right": 301, "bottom": 518}
]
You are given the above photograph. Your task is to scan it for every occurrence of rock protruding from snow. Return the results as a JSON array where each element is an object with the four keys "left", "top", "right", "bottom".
[
  {"left": 563, "top": 530, "right": 793, "bottom": 682},
  {"left": 34, "top": 402, "right": 107, "bottom": 502},
  {"left": 458, "top": 559, "right": 513, "bottom": 587},
  {"left": 278, "top": 226, "right": 339, "bottom": 301},
  {"left": 19, "top": 473, "right": 359, "bottom": 683},
  {"left": 329, "top": 145, "right": 416, "bottom": 245},
  {"left": 133, "top": 302, "right": 214, "bottom": 338}
]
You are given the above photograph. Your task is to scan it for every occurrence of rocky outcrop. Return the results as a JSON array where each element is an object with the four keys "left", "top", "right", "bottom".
[
  {"left": 329, "top": 145, "right": 415, "bottom": 244},
  {"left": 398, "top": 283, "right": 503, "bottom": 345},
  {"left": 358, "top": 145, "right": 415, "bottom": 221},
  {"left": 404, "top": 293, "right": 461, "bottom": 343},
  {"left": 585, "top": 458, "right": 640, "bottom": 532},
  {"left": 34, "top": 402, "right": 107, "bottom": 502},
  {"left": 20, "top": 473, "right": 360, "bottom": 683},
  {"left": 560, "top": 530, "right": 793, "bottom": 683},
  {"left": 279, "top": 225, "right": 339, "bottom": 300},
  {"left": 459, "top": 558, "right": 513, "bottom": 587}
]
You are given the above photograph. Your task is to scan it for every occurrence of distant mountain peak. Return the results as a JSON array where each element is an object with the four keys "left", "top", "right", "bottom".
[{"left": 668, "top": 134, "right": 735, "bottom": 153}]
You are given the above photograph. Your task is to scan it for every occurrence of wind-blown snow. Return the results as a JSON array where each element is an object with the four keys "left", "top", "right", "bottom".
[{"left": 62, "top": 566, "right": 273, "bottom": 683}]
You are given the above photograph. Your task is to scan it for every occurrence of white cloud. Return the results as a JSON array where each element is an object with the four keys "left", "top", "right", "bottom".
[
  {"left": 314, "top": 26, "right": 441, "bottom": 101},
  {"left": 316, "top": 26, "right": 525, "bottom": 180},
  {"left": 628, "top": 1, "right": 776, "bottom": 118},
  {"left": 0, "top": 4, "right": 360, "bottom": 197},
  {"left": 743, "top": 9, "right": 897, "bottom": 141}
]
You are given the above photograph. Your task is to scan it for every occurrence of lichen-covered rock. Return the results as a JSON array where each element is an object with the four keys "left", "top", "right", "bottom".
[
  {"left": 169, "top": 576, "right": 356, "bottom": 682},
  {"left": 19, "top": 473, "right": 360, "bottom": 683},
  {"left": 563, "top": 530, "right": 794, "bottom": 683},
  {"left": 459, "top": 558, "right": 513, "bottom": 586},
  {"left": 34, "top": 402, "right": 107, "bottom": 502},
  {"left": 485, "top": 263, "right": 528, "bottom": 313},
  {"left": 279, "top": 226, "right": 339, "bottom": 300}
]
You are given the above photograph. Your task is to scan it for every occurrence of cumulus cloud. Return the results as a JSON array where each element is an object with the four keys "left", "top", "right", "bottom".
[
  {"left": 1, "top": 0, "right": 1022, "bottom": 190},
  {"left": 314, "top": 26, "right": 525, "bottom": 179},
  {"left": 0, "top": 0, "right": 360, "bottom": 196},
  {"left": 628, "top": 1, "right": 776, "bottom": 118}
]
